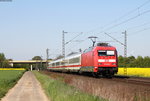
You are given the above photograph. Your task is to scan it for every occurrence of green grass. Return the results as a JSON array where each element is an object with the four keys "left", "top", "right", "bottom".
[
  {"left": 33, "top": 71, "right": 107, "bottom": 101},
  {"left": 0, "top": 70, "right": 25, "bottom": 99}
]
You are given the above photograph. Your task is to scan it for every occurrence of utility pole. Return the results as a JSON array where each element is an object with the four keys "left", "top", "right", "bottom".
[
  {"left": 46, "top": 48, "right": 49, "bottom": 60},
  {"left": 105, "top": 31, "right": 127, "bottom": 75},
  {"left": 122, "top": 31, "right": 127, "bottom": 58},
  {"left": 122, "top": 30, "right": 127, "bottom": 75},
  {"left": 46, "top": 48, "right": 49, "bottom": 69},
  {"left": 40, "top": 56, "right": 43, "bottom": 71},
  {"left": 62, "top": 30, "right": 67, "bottom": 57}
]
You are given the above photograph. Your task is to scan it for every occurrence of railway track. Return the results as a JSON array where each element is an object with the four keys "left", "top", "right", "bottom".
[
  {"left": 43, "top": 70, "right": 150, "bottom": 86},
  {"left": 112, "top": 76, "right": 150, "bottom": 86},
  {"left": 113, "top": 76, "right": 150, "bottom": 86}
]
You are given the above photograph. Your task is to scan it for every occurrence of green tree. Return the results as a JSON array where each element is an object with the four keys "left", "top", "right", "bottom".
[
  {"left": 127, "top": 56, "right": 136, "bottom": 67},
  {"left": 143, "top": 56, "right": 150, "bottom": 67},
  {"left": 32, "top": 56, "right": 42, "bottom": 60},
  {"left": 118, "top": 55, "right": 124, "bottom": 67},
  {"left": 135, "top": 56, "right": 144, "bottom": 67},
  {"left": 118, "top": 55, "right": 150, "bottom": 68},
  {"left": 0, "top": 53, "right": 10, "bottom": 68},
  {"left": 3, "top": 60, "right": 10, "bottom": 67},
  {"left": 32, "top": 56, "right": 43, "bottom": 70}
]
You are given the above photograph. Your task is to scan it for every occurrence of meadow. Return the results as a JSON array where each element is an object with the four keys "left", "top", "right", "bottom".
[
  {"left": 33, "top": 71, "right": 107, "bottom": 101},
  {"left": 0, "top": 70, "right": 25, "bottom": 99},
  {"left": 117, "top": 67, "right": 150, "bottom": 77}
]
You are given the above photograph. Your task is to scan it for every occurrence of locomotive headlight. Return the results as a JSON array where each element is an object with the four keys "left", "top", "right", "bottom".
[
  {"left": 98, "top": 63, "right": 103, "bottom": 65},
  {"left": 95, "top": 67, "right": 98, "bottom": 69}
]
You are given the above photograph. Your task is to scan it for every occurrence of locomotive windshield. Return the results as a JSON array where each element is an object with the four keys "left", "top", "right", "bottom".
[{"left": 98, "top": 50, "right": 115, "bottom": 56}]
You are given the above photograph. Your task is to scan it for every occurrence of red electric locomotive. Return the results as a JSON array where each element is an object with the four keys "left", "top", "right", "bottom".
[
  {"left": 47, "top": 43, "right": 118, "bottom": 77},
  {"left": 80, "top": 43, "right": 118, "bottom": 77}
]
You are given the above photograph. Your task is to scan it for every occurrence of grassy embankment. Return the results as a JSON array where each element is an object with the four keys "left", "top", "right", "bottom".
[
  {"left": 0, "top": 70, "right": 25, "bottom": 99},
  {"left": 33, "top": 71, "right": 107, "bottom": 101},
  {"left": 118, "top": 67, "right": 150, "bottom": 77}
]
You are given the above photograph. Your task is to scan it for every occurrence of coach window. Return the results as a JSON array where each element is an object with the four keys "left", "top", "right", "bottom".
[
  {"left": 52, "top": 63, "right": 55, "bottom": 67},
  {"left": 49, "top": 64, "right": 52, "bottom": 67},
  {"left": 61, "top": 61, "right": 65, "bottom": 65},
  {"left": 61, "top": 60, "right": 67, "bottom": 65},
  {"left": 56, "top": 62, "right": 60, "bottom": 66},
  {"left": 69, "top": 57, "right": 80, "bottom": 64}
]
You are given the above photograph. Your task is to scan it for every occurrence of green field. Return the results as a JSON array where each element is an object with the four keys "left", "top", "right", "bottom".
[{"left": 0, "top": 70, "right": 25, "bottom": 99}]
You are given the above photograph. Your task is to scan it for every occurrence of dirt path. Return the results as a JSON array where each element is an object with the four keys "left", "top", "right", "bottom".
[{"left": 1, "top": 71, "right": 49, "bottom": 101}]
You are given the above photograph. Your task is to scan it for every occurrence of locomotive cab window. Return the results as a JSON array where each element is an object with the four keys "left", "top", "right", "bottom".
[
  {"left": 98, "top": 51, "right": 107, "bottom": 56},
  {"left": 98, "top": 50, "right": 115, "bottom": 56}
]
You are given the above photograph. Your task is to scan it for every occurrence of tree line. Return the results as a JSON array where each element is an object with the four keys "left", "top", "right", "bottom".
[
  {"left": 0, "top": 53, "right": 10, "bottom": 68},
  {"left": 118, "top": 55, "right": 150, "bottom": 67}
]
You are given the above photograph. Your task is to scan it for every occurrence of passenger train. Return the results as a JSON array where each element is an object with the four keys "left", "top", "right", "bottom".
[{"left": 47, "top": 43, "right": 118, "bottom": 77}]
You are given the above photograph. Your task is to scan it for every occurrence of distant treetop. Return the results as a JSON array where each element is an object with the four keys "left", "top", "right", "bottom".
[{"left": 32, "top": 56, "right": 42, "bottom": 60}]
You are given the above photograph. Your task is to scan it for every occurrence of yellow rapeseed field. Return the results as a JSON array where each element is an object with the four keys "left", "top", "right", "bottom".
[
  {"left": 117, "top": 67, "right": 150, "bottom": 77},
  {"left": 0, "top": 68, "right": 25, "bottom": 70}
]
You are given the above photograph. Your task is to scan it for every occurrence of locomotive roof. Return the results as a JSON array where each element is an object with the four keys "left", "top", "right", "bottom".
[{"left": 83, "top": 45, "right": 116, "bottom": 53}]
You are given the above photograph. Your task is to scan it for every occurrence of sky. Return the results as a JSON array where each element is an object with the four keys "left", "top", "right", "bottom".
[{"left": 0, "top": 0, "right": 150, "bottom": 60}]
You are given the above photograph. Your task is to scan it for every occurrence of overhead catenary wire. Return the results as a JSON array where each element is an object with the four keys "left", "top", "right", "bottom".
[
  {"left": 67, "top": 20, "right": 150, "bottom": 54},
  {"left": 80, "top": 8, "right": 150, "bottom": 46},
  {"left": 65, "top": 0, "right": 150, "bottom": 55},
  {"left": 104, "top": 33, "right": 125, "bottom": 46},
  {"left": 128, "top": 26, "right": 150, "bottom": 36},
  {"left": 95, "top": 9, "right": 150, "bottom": 36},
  {"left": 103, "top": 21, "right": 150, "bottom": 38},
  {"left": 100, "top": 24, "right": 150, "bottom": 43},
  {"left": 65, "top": 32, "right": 83, "bottom": 45},
  {"left": 126, "top": 21, "right": 150, "bottom": 31},
  {"left": 106, "top": 25, "right": 150, "bottom": 45},
  {"left": 68, "top": 8, "right": 150, "bottom": 53},
  {"left": 85, "top": 0, "right": 150, "bottom": 34},
  {"left": 66, "top": 0, "right": 150, "bottom": 46},
  {"left": 66, "top": 37, "right": 89, "bottom": 52}
]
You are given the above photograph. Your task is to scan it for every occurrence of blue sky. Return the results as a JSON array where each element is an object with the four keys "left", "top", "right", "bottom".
[{"left": 0, "top": 0, "right": 150, "bottom": 60}]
